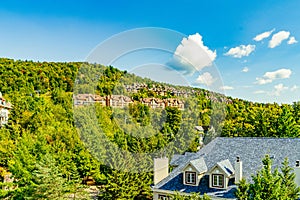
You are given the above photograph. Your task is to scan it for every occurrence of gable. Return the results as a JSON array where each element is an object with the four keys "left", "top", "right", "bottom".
[
  {"left": 209, "top": 165, "right": 225, "bottom": 176},
  {"left": 183, "top": 163, "right": 197, "bottom": 173},
  {"left": 182, "top": 157, "right": 207, "bottom": 174}
]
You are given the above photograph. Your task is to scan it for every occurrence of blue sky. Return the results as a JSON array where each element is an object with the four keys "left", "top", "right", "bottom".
[{"left": 1, "top": 0, "right": 300, "bottom": 103}]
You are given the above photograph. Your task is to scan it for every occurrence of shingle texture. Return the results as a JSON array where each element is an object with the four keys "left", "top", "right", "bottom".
[
  {"left": 153, "top": 137, "right": 300, "bottom": 199},
  {"left": 189, "top": 157, "right": 207, "bottom": 174}
]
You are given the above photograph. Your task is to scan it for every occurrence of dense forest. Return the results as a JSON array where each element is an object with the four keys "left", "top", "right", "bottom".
[{"left": 0, "top": 58, "right": 299, "bottom": 199}]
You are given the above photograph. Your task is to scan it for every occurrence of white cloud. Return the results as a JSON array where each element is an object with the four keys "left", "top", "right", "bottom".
[
  {"left": 255, "top": 68, "right": 292, "bottom": 85},
  {"left": 255, "top": 78, "right": 273, "bottom": 85},
  {"left": 220, "top": 86, "right": 234, "bottom": 90},
  {"left": 287, "top": 36, "right": 298, "bottom": 45},
  {"left": 254, "top": 90, "right": 266, "bottom": 94},
  {"left": 253, "top": 29, "right": 275, "bottom": 42},
  {"left": 224, "top": 45, "right": 255, "bottom": 58},
  {"left": 242, "top": 67, "right": 249, "bottom": 73},
  {"left": 196, "top": 72, "right": 215, "bottom": 86},
  {"left": 272, "top": 83, "right": 288, "bottom": 96},
  {"left": 268, "top": 31, "right": 290, "bottom": 48},
  {"left": 291, "top": 85, "right": 298, "bottom": 91},
  {"left": 170, "top": 33, "right": 216, "bottom": 74}
]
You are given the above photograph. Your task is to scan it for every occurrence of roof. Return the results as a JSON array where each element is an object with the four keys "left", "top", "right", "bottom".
[
  {"left": 210, "top": 159, "right": 235, "bottom": 177},
  {"left": 194, "top": 126, "right": 204, "bottom": 132},
  {"left": 153, "top": 137, "right": 300, "bottom": 198},
  {"left": 187, "top": 158, "right": 207, "bottom": 174}
]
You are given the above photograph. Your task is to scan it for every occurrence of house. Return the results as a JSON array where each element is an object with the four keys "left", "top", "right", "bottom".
[
  {"left": 164, "top": 99, "right": 185, "bottom": 110},
  {"left": 140, "top": 98, "right": 185, "bottom": 110},
  {"left": 74, "top": 94, "right": 134, "bottom": 107},
  {"left": 73, "top": 94, "right": 106, "bottom": 106},
  {"left": 141, "top": 98, "right": 165, "bottom": 109},
  {"left": 109, "top": 95, "right": 133, "bottom": 108},
  {"left": 152, "top": 137, "right": 300, "bottom": 199},
  {"left": 0, "top": 92, "right": 12, "bottom": 127}
]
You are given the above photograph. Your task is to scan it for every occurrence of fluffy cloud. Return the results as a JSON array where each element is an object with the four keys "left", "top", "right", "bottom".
[
  {"left": 255, "top": 68, "right": 292, "bottom": 85},
  {"left": 291, "top": 85, "right": 298, "bottom": 91},
  {"left": 268, "top": 31, "right": 290, "bottom": 48},
  {"left": 287, "top": 36, "right": 298, "bottom": 45},
  {"left": 253, "top": 29, "right": 275, "bottom": 41},
  {"left": 220, "top": 86, "right": 234, "bottom": 90},
  {"left": 169, "top": 33, "right": 216, "bottom": 74},
  {"left": 196, "top": 72, "right": 215, "bottom": 86},
  {"left": 224, "top": 45, "right": 255, "bottom": 58},
  {"left": 253, "top": 90, "right": 266, "bottom": 94},
  {"left": 242, "top": 67, "right": 249, "bottom": 73},
  {"left": 272, "top": 83, "right": 288, "bottom": 96}
]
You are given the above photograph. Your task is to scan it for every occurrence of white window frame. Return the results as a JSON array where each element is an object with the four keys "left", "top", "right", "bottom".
[
  {"left": 185, "top": 171, "right": 196, "bottom": 185},
  {"left": 212, "top": 174, "right": 224, "bottom": 188}
]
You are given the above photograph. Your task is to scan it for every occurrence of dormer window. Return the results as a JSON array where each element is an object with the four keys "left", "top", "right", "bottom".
[
  {"left": 185, "top": 171, "right": 196, "bottom": 185},
  {"left": 208, "top": 159, "right": 234, "bottom": 189},
  {"left": 182, "top": 158, "right": 207, "bottom": 186},
  {"left": 212, "top": 174, "right": 224, "bottom": 188}
]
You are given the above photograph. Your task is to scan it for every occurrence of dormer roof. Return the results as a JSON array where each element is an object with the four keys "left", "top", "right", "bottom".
[
  {"left": 209, "top": 159, "right": 235, "bottom": 177},
  {"left": 183, "top": 157, "right": 207, "bottom": 174}
]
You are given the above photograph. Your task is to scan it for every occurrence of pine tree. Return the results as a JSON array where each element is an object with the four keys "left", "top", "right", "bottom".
[
  {"left": 235, "top": 155, "right": 300, "bottom": 200},
  {"left": 249, "top": 155, "right": 282, "bottom": 200},
  {"left": 235, "top": 178, "right": 249, "bottom": 200},
  {"left": 280, "top": 158, "right": 300, "bottom": 200},
  {"left": 277, "top": 106, "right": 300, "bottom": 137}
]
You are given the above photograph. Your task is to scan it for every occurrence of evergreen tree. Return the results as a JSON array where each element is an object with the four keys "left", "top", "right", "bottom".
[
  {"left": 249, "top": 155, "right": 282, "bottom": 200},
  {"left": 235, "top": 155, "right": 300, "bottom": 200},
  {"left": 280, "top": 158, "right": 300, "bottom": 200},
  {"left": 277, "top": 106, "right": 300, "bottom": 137},
  {"left": 235, "top": 178, "right": 249, "bottom": 200}
]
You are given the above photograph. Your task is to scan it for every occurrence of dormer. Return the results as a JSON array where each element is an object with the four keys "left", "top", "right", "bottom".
[
  {"left": 182, "top": 157, "right": 207, "bottom": 186},
  {"left": 208, "top": 159, "right": 235, "bottom": 189}
]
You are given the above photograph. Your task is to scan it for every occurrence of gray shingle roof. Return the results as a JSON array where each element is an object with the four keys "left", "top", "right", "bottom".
[
  {"left": 213, "top": 159, "right": 235, "bottom": 177},
  {"left": 153, "top": 137, "right": 300, "bottom": 198},
  {"left": 170, "top": 154, "right": 183, "bottom": 166},
  {"left": 188, "top": 157, "right": 207, "bottom": 174}
]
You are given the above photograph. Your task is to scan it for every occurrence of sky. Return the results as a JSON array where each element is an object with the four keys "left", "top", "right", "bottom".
[{"left": 1, "top": 0, "right": 300, "bottom": 103}]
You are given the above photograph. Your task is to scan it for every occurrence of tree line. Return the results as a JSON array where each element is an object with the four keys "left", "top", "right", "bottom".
[{"left": 0, "top": 58, "right": 299, "bottom": 199}]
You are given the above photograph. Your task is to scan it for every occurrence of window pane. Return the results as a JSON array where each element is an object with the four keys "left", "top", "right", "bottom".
[
  {"left": 213, "top": 175, "right": 218, "bottom": 185},
  {"left": 213, "top": 174, "right": 223, "bottom": 187},
  {"left": 218, "top": 175, "right": 223, "bottom": 186},
  {"left": 185, "top": 172, "right": 196, "bottom": 184}
]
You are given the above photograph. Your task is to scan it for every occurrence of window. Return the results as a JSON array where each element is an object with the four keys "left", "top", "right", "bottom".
[
  {"left": 212, "top": 174, "right": 224, "bottom": 188},
  {"left": 185, "top": 171, "right": 196, "bottom": 185},
  {"left": 158, "top": 194, "right": 169, "bottom": 200}
]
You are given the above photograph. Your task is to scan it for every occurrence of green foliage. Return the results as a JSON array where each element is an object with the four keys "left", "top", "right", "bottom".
[
  {"left": 222, "top": 100, "right": 300, "bottom": 138},
  {"left": 172, "top": 192, "right": 211, "bottom": 200},
  {"left": 129, "top": 102, "right": 150, "bottom": 126},
  {"left": 235, "top": 178, "right": 249, "bottom": 200},
  {"left": 0, "top": 58, "right": 299, "bottom": 199},
  {"left": 235, "top": 155, "right": 300, "bottom": 200},
  {"left": 280, "top": 158, "right": 300, "bottom": 199}
]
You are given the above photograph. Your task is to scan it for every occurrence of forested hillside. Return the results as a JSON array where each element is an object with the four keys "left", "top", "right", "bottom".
[{"left": 0, "top": 58, "right": 299, "bottom": 199}]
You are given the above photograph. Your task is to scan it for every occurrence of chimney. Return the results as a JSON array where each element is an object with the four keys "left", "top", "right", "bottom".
[
  {"left": 194, "top": 126, "right": 204, "bottom": 149},
  {"left": 295, "top": 160, "right": 300, "bottom": 186},
  {"left": 235, "top": 156, "right": 242, "bottom": 183},
  {"left": 154, "top": 157, "right": 169, "bottom": 185},
  {"left": 199, "top": 133, "right": 204, "bottom": 146}
]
